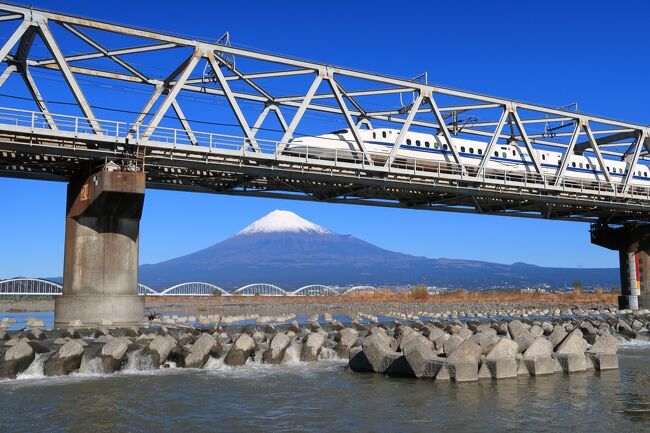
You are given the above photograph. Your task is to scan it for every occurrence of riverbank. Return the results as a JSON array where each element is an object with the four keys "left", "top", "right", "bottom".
[{"left": 0, "top": 290, "right": 618, "bottom": 316}]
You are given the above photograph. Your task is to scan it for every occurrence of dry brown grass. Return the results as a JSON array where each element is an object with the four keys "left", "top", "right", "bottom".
[
  {"left": 410, "top": 285, "right": 429, "bottom": 301},
  {"left": 341, "top": 289, "right": 618, "bottom": 305}
]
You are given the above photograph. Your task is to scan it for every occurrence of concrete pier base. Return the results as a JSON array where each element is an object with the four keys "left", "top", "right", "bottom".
[
  {"left": 591, "top": 222, "right": 650, "bottom": 310},
  {"left": 54, "top": 164, "right": 145, "bottom": 327}
]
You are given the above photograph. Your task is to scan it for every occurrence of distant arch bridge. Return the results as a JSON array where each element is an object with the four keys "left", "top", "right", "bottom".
[{"left": 0, "top": 278, "right": 378, "bottom": 297}]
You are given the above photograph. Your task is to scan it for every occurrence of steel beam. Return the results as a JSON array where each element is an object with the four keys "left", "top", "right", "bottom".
[
  {"left": 142, "top": 52, "right": 200, "bottom": 139},
  {"left": 621, "top": 132, "right": 647, "bottom": 190},
  {"left": 214, "top": 52, "right": 272, "bottom": 101},
  {"left": 251, "top": 104, "right": 288, "bottom": 138},
  {"left": 0, "top": 19, "right": 30, "bottom": 63},
  {"left": 37, "top": 20, "right": 102, "bottom": 134},
  {"left": 128, "top": 84, "right": 163, "bottom": 137},
  {"left": 170, "top": 100, "right": 197, "bottom": 145},
  {"left": 279, "top": 74, "right": 322, "bottom": 150},
  {"left": 206, "top": 52, "right": 259, "bottom": 151},
  {"left": 583, "top": 122, "right": 613, "bottom": 185},
  {"left": 32, "top": 42, "right": 178, "bottom": 66},
  {"left": 326, "top": 75, "right": 373, "bottom": 163},
  {"left": 0, "top": 64, "right": 15, "bottom": 87},
  {"left": 13, "top": 26, "right": 57, "bottom": 130},
  {"left": 511, "top": 109, "right": 543, "bottom": 177},
  {"left": 386, "top": 93, "right": 423, "bottom": 167},
  {"left": 427, "top": 92, "right": 463, "bottom": 167},
  {"left": 250, "top": 105, "right": 271, "bottom": 138},
  {"left": 22, "top": 68, "right": 57, "bottom": 130},
  {"left": 477, "top": 107, "right": 508, "bottom": 173},
  {"left": 61, "top": 23, "right": 149, "bottom": 82},
  {"left": 554, "top": 122, "right": 581, "bottom": 186}
]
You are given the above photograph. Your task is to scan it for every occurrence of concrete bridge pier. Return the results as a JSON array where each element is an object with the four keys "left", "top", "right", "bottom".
[
  {"left": 591, "top": 223, "right": 650, "bottom": 310},
  {"left": 54, "top": 163, "right": 145, "bottom": 327}
]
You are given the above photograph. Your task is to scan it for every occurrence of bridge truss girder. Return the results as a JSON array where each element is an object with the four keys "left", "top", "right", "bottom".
[{"left": 0, "top": 4, "right": 647, "bottom": 223}]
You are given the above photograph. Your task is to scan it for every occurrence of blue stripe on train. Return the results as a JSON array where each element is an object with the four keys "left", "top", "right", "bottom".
[{"left": 364, "top": 140, "right": 648, "bottom": 181}]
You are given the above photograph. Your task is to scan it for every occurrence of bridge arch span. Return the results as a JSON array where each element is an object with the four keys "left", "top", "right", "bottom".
[
  {"left": 291, "top": 285, "right": 340, "bottom": 296},
  {"left": 0, "top": 278, "right": 63, "bottom": 296},
  {"left": 138, "top": 284, "right": 159, "bottom": 296},
  {"left": 159, "top": 282, "right": 230, "bottom": 296},
  {"left": 232, "top": 283, "right": 288, "bottom": 296},
  {"left": 341, "top": 285, "right": 379, "bottom": 296}
]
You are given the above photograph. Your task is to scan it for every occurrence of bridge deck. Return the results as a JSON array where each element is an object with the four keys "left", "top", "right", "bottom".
[{"left": 0, "top": 106, "right": 648, "bottom": 222}]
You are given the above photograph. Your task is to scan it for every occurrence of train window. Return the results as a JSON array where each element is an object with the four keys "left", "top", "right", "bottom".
[
  {"left": 434, "top": 143, "right": 439, "bottom": 149},
  {"left": 586, "top": 164, "right": 590, "bottom": 169},
  {"left": 579, "top": 163, "right": 583, "bottom": 168},
  {"left": 572, "top": 162, "right": 576, "bottom": 167},
  {"left": 606, "top": 167, "right": 610, "bottom": 172},
  {"left": 406, "top": 139, "right": 411, "bottom": 145},
  {"left": 469, "top": 147, "right": 474, "bottom": 153},
  {"left": 542, "top": 154, "right": 546, "bottom": 161},
  {"left": 425, "top": 142, "right": 430, "bottom": 148},
  {"left": 494, "top": 151, "right": 498, "bottom": 157},
  {"left": 382, "top": 131, "right": 387, "bottom": 139},
  {"left": 512, "top": 150, "right": 516, "bottom": 156},
  {"left": 478, "top": 149, "right": 483, "bottom": 155},
  {"left": 443, "top": 144, "right": 448, "bottom": 150},
  {"left": 416, "top": 140, "right": 421, "bottom": 147},
  {"left": 620, "top": 168, "right": 623, "bottom": 174},
  {"left": 461, "top": 146, "right": 466, "bottom": 152},
  {"left": 645, "top": 172, "right": 648, "bottom": 177},
  {"left": 502, "top": 152, "right": 507, "bottom": 158}
]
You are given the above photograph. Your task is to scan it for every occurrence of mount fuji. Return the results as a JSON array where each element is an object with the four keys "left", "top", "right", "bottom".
[{"left": 138, "top": 210, "right": 618, "bottom": 290}]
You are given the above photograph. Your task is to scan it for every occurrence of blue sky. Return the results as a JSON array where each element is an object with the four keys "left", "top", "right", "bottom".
[{"left": 1, "top": 0, "right": 649, "bottom": 278}]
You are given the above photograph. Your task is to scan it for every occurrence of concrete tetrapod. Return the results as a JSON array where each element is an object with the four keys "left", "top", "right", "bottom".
[
  {"left": 301, "top": 333, "right": 326, "bottom": 362},
  {"left": 224, "top": 334, "right": 256, "bottom": 366},
  {"left": 44, "top": 340, "right": 85, "bottom": 376},
  {"left": 522, "top": 337, "right": 555, "bottom": 376},
  {"left": 586, "top": 335, "right": 619, "bottom": 370},
  {"left": 100, "top": 338, "right": 130, "bottom": 373},
  {"left": 263, "top": 333, "right": 292, "bottom": 364},
  {"left": 484, "top": 337, "right": 518, "bottom": 379},
  {"left": 361, "top": 333, "right": 401, "bottom": 374},
  {"left": 1, "top": 341, "right": 35, "bottom": 379},
  {"left": 446, "top": 340, "right": 481, "bottom": 382},
  {"left": 334, "top": 328, "right": 358, "bottom": 358},
  {"left": 184, "top": 334, "right": 220, "bottom": 369}
]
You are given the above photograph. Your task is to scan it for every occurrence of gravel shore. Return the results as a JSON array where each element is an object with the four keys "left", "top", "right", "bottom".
[{"left": 0, "top": 296, "right": 617, "bottom": 317}]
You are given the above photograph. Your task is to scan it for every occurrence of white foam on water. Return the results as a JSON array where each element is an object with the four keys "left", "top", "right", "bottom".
[
  {"left": 15, "top": 353, "right": 47, "bottom": 379},
  {"left": 203, "top": 356, "right": 223, "bottom": 370},
  {"left": 619, "top": 338, "right": 650, "bottom": 348},
  {"left": 318, "top": 347, "right": 338, "bottom": 361},
  {"left": 124, "top": 349, "right": 155, "bottom": 372},
  {"left": 281, "top": 342, "right": 302, "bottom": 365}
]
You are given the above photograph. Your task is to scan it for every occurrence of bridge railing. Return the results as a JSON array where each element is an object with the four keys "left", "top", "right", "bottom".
[{"left": 1, "top": 105, "right": 650, "bottom": 202}]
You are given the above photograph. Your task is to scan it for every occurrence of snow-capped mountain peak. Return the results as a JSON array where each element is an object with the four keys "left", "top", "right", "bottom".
[{"left": 237, "top": 210, "right": 332, "bottom": 235}]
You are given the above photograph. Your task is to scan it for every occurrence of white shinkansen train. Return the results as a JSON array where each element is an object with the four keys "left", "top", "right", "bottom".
[{"left": 285, "top": 128, "right": 650, "bottom": 186}]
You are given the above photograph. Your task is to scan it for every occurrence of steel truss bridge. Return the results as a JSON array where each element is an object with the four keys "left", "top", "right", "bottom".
[
  {"left": 0, "top": 278, "right": 379, "bottom": 297},
  {"left": 0, "top": 4, "right": 647, "bottom": 222}
]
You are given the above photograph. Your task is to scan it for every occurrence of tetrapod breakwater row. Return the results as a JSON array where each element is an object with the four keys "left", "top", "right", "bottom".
[{"left": 0, "top": 312, "right": 648, "bottom": 381}]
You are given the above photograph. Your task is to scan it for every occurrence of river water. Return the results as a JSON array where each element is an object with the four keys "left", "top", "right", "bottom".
[{"left": 1, "top": 342, "right": 650, "bottom": 432}]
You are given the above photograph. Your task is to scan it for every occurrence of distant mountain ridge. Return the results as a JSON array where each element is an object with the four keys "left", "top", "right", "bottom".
[{"left": 138, "top": 210, "right": 618, "bottom": 290}]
